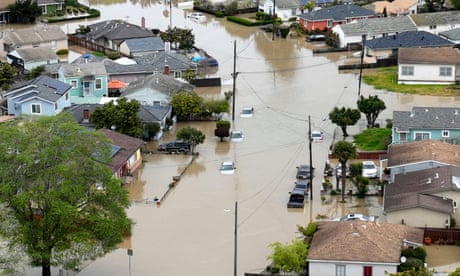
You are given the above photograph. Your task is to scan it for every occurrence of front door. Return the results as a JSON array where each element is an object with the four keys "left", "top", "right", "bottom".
[{"left": 83, "top": 81, "right": 91, "bottom": 96}]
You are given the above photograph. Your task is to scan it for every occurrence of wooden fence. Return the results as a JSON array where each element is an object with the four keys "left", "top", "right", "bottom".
[{"left": 423, "top": 228, "right": 460, "bottom": 245}]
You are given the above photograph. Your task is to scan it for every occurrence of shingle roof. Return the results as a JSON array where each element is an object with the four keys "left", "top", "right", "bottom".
[
  {"left": 440, "top": 28, "right": 460, "bottom": 41},
  {"left": 409, "top": 10, "right": 460, "bottom": 26},
  {"left": 133, "top": 52, "right": 196, "bottom": 72},
  {"left": 339, "top": 16, "right": 416, "bottom": 37},
  {"left": 393, "top": 106, "right": 460, "bottom": 131},
  {"left": 386, "top": 140, "right": 460, "bottom": 167},
  {"left": 103, "top": 59, "right": 154, "bottom": 75},
  {"left": 60, "top": 63, "right": 107, "bottom": 78},
  {"left": 275, "top": 0, "right": 301, "bottom": 9},
  {"left": 124, "top": 37, "right": 165, "bottom": 53},
  {"left": 365, "top": 31, "right": 454, "bottom": 50},
  {"left": 14, "top": 47, "right": 58, "bottom": 62},
  {"left": 399, "top": 47, "right": 460, "bottom": 64},
  {"left": 3, "top": 25, "right": 67, "bottom": 46},
  {"left": 307, "top": 221, "right": 424, "bottom": 263},
  {"left": 86, "top": 20, "right": 154, "bottom": 41},
  {"left": 384, "top": 165, "right": 458, "bottom": 213},
  {"left": 364, "top": 0, "right": 416, "bottom": 15},
  {"left": 6, "top": 75, "right": 71, "bottom": 103},
  {"left": 298, "top": 4, "right": 375, "bottom": 21}
]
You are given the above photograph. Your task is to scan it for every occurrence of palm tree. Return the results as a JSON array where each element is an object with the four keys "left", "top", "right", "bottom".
[{"left": 332, "top": 140, "right": 357, "bottom": 202}]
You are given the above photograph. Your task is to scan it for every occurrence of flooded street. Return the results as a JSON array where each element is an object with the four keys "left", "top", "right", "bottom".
[{"left": 17, "top": 0, "right": 460, "bottom": 275}]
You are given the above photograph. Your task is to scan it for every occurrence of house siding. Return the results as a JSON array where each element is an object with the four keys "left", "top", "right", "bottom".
[
  {"left": 386, "top": 208, "right": 450, "bottom": 228},
  {"left": 392, "top": 128, "right": 460, "bottom": 144},
  {"left": 309, "top": 261, "right": 397, "bottom": 276},
  {"left": 398, "top": 63, "right": 458, "bottom": 84}
]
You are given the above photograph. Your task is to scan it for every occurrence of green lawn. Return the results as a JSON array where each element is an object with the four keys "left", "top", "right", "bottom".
[
  {"left": 363, "top": 66, "right": 460, "bottom": 96},
  {"left": 353, "top": 128, "right": 392, "bottom": 151}
]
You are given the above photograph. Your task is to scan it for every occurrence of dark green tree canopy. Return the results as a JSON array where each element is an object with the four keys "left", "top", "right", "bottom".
[
  {"left": 160, "top": 27, "right": 195, "bottom": 50},
  {"left": 170, "top": 91, "right": 204, "bottom": 121},
  {"left": 0, "top": 113, "right": 131, "bottom": 276},
  {"left": 328, "top": 106, "right": 361, "bottom": 137},
  {"left": 176, "top": 126, "right": 205, "bottom": 153},
  {"left": 0, "top": 63, "right": 17, "bottom": 91},
  {"left": 8, "top": 0, "right": 41, "bottom": 23},
  {"left": 332, "top": 140, "right": 357, "bottom": 202},
  {"left": 357, "top": 95, "right": 386, "bottom": 128},
  {"left": 90, "top": 97, "right": 143, "bottom": 138}
]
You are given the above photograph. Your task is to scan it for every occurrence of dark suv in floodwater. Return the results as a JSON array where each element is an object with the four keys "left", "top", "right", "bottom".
[{"left": 158, "top": 140, "right": 191, "bottom": 154}]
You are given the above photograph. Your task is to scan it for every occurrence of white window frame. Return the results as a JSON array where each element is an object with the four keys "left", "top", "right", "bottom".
[
  {"left": 442, "top": 130, "right": 449, "bottom": 138},
  {"left": 414, "top": 132, "right": 430, "bottom": 141},
  {"left": 440, "top": 67, "right": 452, "bottom": 77},
  {"left": 95, "top": 78, "right": 102, "bottom": 89},
  {"left": 31, "top": 103, "right": 41, "bottom": 114},
  {"left": 327, "top": 19, "right": 333, "bottom": 27},
  {"left": 399, "top": 132, "right": 408, "bottom": 142},
  {"left": 401, "top": 66, "right": 414, "bottom": 76},
  {"left": 336, "top": 264, "right": 345, "bottom": 276},
  {"left": 71, "top": 80, "right": 78, "bottom": 88}
]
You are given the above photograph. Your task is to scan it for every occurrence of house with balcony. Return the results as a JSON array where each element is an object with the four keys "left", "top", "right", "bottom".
[{"left": 4, "top": 75, "right": 71, "bottom": 117}]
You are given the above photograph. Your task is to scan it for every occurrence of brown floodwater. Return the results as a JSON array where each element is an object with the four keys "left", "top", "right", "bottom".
[{"left": 19, "top": 1, "right": 460, "bottom": 275}]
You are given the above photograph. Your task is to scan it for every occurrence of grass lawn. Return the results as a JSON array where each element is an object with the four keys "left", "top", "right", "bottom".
[
  {"left": 353, "top": 128, "right": 392, "bottom": 151},
  {"left": 363, "top": 66, "right": 460, "bottom": 96}
]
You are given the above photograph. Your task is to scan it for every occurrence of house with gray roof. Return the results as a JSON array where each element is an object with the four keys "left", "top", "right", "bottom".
[
  {"left": 392, "top": 106, "right": 460, "bottom": 144},
  {"left": 439, "top": 28, "right": 460, "bottom": 44},
  {"left": 6, "top": 46, "right": 59, "bottom": 71},
  {"left": 85, "top": 20, "right": 155, "bottom": 52},
  {"left": 4, "top": 75, "right": 71, "bottom": 117},
  {"left": 307, "top": 220, "right": 423, "bottom": 276},
  {"left": 384, "top": 165, "right": 460, "bottom": 228},
  {"left": 409, "top": 10, "right": 460, "bottom": 35},
  {"left": 259, "top": 0, "right": 301, "bottom": 22},
  {"left": 398, "top": 47, "right": 460, "bottom": 84},
  {"left": 133, "top": 51, "right": 197, "bottom": 79},
  {"left": 365, "top": 30, "right": 454, "bottom": 60},
  {"left": 103, "top": 59, "right": 156, "bottom": 85},
  {"left": 332, "top": 16, "right": 417, "bottom": 48},
  {"left": 1, "top": 25, "right": 67, "bottom": 54},
  {"left": 119, "top": 36, "right": 165, "bottom": 57},
  {"left": 297, "top": 4, "right": 376, "bottom": 32}
]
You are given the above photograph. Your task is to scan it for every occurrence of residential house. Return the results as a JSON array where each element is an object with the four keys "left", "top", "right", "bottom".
[
  {"left": 392, "top": 107, "right": 460, "bottom": 144},
  {"left": 364, "top": 30, "right": 454, "bottom": 60},
  {"left": 98, "top": 128, "right": 144, "bottom": 179},
  {"left": 85, "top": 20, "right": 155, "bottom": 52},
  {"left": 58, "top": 62, "right": 108, "bottom": 104},
  {"left": 307, "top": 220, "right": 424, "bottom": 276},
  {"left": 300, "top": 0, "right": 334, "bottom": 8},
  {"left": 382, "top": 140, "right": 460, "bottom": 183},
  {"left": 439, "top": 28, "right": 460, "bottom": 44},
  {"left": 332, "top": 16, "right": 417, "bottom": 48},
  {"left": 259, "top": 0, "right": 301, "bottom": 22},
  {"left": 408, "top": 11, "right": 460, "bottom": 35},
  {"left": 297, "top": 4, "right": 376, "bottom": 32},
  {"left": 6, "top": 46, "right": 59, "bottom": 71},
  {"left": 2, "top": 25, "right": 68, "bottom": 54},
  {"left": 398, "top": 47, "right": 460, "bottom": 84},
  {"left": 384, "top": 165, "right": 460, "bottom": 228},
  {"left": 363, "top": 0, "right": 417, "bottom": 16},
  {"left": 119, "top": 36, "right": 165, "bottom": 57},
  {"left": 133, "top": 51, "right": 198, "bottom": 79},
  {"left": 36, "top": 0, "right": 64, "bottom": 15},
  {"left": 0, "top": 0, "right": 14, "bottom": 24},
  {"left": 5, "top": 75, "right": 71, "bottom": 117},
  {"left": 103, "top": 58, "right": 156, "bottom": 85}
]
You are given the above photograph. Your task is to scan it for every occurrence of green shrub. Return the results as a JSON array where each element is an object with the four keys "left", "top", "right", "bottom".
[
  {"left": 214, "top": 11, "right": 225, "bottom": 17},
  {"left": 56, "top": 49, "right": 69, "bottom": 55},
  {"left": 216, "top": 120, "right": 230, "bottom": 128}
]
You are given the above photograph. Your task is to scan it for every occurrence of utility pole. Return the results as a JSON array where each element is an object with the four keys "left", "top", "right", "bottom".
[
  {"left": 308, "top": 115, "right": 313, "bottom": 200},
  {"left": 272, "top": 0, "right": 276, "bottom": 41},
  {"left": 232, "top": 40, "right": 237, "bottom": 121},
  {"left": 169, "top": 0, "right": 172, "bottom": 29},
  {"left": 358, "top": 34, "right": 366, "bottom": 96},
  {"left": 233, "top": 201, "right": 238, "bottom": 276}
]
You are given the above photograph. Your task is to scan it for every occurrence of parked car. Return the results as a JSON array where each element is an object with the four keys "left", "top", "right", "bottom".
[
  {"left": 187, "top": 12, "right": 205, "bottom": 20},
  {"left": 240, "top": 107, "right": 254, "bottom": 118},
  {"left": 333, "top": 213, "right": 375, "bottom": 222},
  {"left": 220, "top": 161, "right": 236, "bottom": 174},
  {"left": 335, "top": 163, "right": 350, "bottom": 177},
  {"left": 311, "top": 130, "right": 324, "bottom": 142},
  {"left": 294, "top": 180, "right": 309, "bottom": 195},
  {"left": 230, "top": 130, "right": 244, "bottom": 142},
  {"left": 287, "top": 189, "right": 305, "bottom": 208},
  {"left": 362, "top": 160, "right": 378, "bottom": 178},
  {"left": 158, "top": 140, "right": 191, "bottom": 154},
  {"left": 296, "top": 165, "right": 314, "bottom": 180},
  {"left": 307, "top": 34, "right": 326, "bottom": 42}
]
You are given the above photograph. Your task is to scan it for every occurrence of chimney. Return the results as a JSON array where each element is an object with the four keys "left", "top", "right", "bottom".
[
  {"left": 164, "top": 65, "right": 170, "bottom": 76},
  {"left": 141, "top": 17, "right": 145, "bottom": 28}
]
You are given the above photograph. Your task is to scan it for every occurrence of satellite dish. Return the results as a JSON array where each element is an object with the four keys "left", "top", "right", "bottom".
[{"left": 400, "top": 256, "right": 407, "bottom": 263}]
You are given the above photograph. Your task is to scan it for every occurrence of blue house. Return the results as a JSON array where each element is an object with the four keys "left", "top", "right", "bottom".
[
  {"left": 5, "top": 75, "right": 72, "bottom": 117},
  {"left": 58, "top": 62, "right": 108, "bottom": 104},
  {"left": 392, "top": 106, "right": 460, "bottom": 144}
]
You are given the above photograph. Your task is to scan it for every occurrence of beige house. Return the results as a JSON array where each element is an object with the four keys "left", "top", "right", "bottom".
[
  {"left": 384, "top": 165, "right": 460, "bottom": 228},
  {"left": 365, "top": 0, "right": 417, "bottom": 16},
  {"left": 307, "top": 220, "right": 424, "bottom": 276}
]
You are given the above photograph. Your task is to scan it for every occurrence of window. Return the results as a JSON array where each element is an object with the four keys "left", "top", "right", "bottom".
[
  {"left": 71, "top": 80, "right": 78, "bottom": 88},
  {"left": 399, "top": 132, "right": 408, "bottom": 142},
  {"left": 442, "top": 130, "right": 449, "bottom": 138},
  {"left": 327, "top": 20, "right": 333, "bottom": 27},
  {"left": 51, "top": 40, "right": 56, "bottom": 49},
  {"left": 336, "top": 264, "right": 345, "bottom": 276},
  {"left": 401, "top": 66, "right": 414, "bottom": 76},
  {"left": 65, "top": 93, "right": 69, "bottom": 100},
  {"left": 174, "top": 71, "right": 181, "bottom": 78},
  {"left": 31, "top": 104, "right": 41, "bottom": 114},
  {"left": 54, "top": 103, "right": 58, "bottom": 110},
  {"left": 95, "top": 78, "right": 102, "bottom": 89},
  {"left": 440, "top": 67, "right": 452, "bottom": 77},
  {"left": 363, "top": 266, "right": 372, "bottom": 276},
  {"left": 414, "top": 132, "right": 430, "bottom": 141}
]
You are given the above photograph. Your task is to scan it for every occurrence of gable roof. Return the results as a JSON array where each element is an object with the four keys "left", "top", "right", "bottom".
[
  {"left": 60, "top": 62, "right": 107, "bottom": 78},
  {"left": 365, "top": 31, "right": 454, "bottom": 50},
  {"left": 364, "top": 0, "right": 416, "bottom": 15},
  {"left": 298, "top": 4, "right": 375, "bottom": 21},
  {"left": 399, "top": 47, "right": 460, "bottom": 64},
  {"left": 409, "top": 10, "right": 460, "bottom": 27},
  {"left": 10, "top": 46, "right": 58, "bottom": 62},
  {"left": 384, "top": 165, "right": 458, "bottom": 213},
  {"left": 274, "top": 0, "right": 301, "bottom": 8},
  {"left": 339, "top": 16, "right": 416, "bottom": 37},
  {"left": 393, "top": 106, "right": 460, "bottom": 131},
  {"left": 86, "top": 20, "right": 154, "bottom": 41},
  {"left": 133, "top": 51, "right": 196, "bottom": 72},
  {"left": 440, "top": 28, "right": 460, "bottom": 41},
  {"left": 3, "top": 25, "right": 67, "bottom": 46},
  {"left": 307, "top": 221, "right": 424, "bottom": 263},
  {"left": 103, "top": 59, "right": 154, "bottom": 75},
  {"left": 386, "top": 140, "right": 460, "bottom": 167},
  {"left": 123, "top": 37, "right": 165, "bottom": 53},
  {"left": 5, "top": 75, "right": 71, "bottom": 103},
  {"left": 98, "top": 128, "right": 144, "bottom": 173}
]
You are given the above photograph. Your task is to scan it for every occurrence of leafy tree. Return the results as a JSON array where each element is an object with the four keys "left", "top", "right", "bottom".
[
  {"left": 90, "top": 98, "right": 143, "bottom": 138},
  {"left": 267, "top": 239, "right": 307, "bottom": 274},
  {"left": 160, "top": 27, "right": 195, "bottom": 50},
  {"left": 144, "top": 122, "right": 161, "bottom": 141},
  {"left": 0, "top": 113, "right": 131, "bottom": 276},
  {"left": 215, "top": 120, "right": 230, "bottom": 142},
  {"left": 8, "top": 0, "right": 41, "bottom": 23},
  {"left": 29, "top": 65, "right": 45, "bottom": 79},
  {"left": 382, "top": 7, "right": 388, "bottom": 17},
  {"left": 357, "top": 95, "right": 386, "bottom": 128},
  {"left": 450, "top": 267, "right": 460, "bottom": 276},
  {"left": 302, "top": 0, "right": 316, "bottom": 12},
  {"left": 0, "top": 63, "right": 17, "bottom": 91},
  {"left": 390, "top": 267, "right": 433, "bottom": 276},
  {"left": 328, "top": 106, "right": 361, "bottom": 137},
  {"left": 332, "top": 140, "right": 357, "bottom": 202},
  {"left": 170, "top": 91, "right": 204, "bottom": 121},
  {"left": 451, "top": 0, "right": 460, "bottom": 9},
  {"left": 176, "top": 126, "right": 205, "bottom": 153},
  {"left": 204, "top": 99, "right": 230, "bottom": 118}
]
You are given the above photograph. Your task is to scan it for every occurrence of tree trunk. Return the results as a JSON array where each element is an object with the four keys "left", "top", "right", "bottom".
[
  {"left": 341, "top": 164, "right": 346, "bottom": 202},
  {"left": 42, "top": 262, "right": 51, "bottom": 276},
  {"left": 340, "top": 126, "right": 348, "bottom": 137}
]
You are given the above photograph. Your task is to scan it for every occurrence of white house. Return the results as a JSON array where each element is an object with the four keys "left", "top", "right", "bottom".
[
  {"left": 409, "top": 10, "right": 460, "bottom": 35},
  {"left": 7, "top": 47, "right": 59, "bottom": 71},
  {"left": 259, "top": 0, "right": 301, "bottom": 22}
]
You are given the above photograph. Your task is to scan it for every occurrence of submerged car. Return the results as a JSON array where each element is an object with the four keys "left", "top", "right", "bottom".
[
  {"left": 335, "top": 163, "right": 350, "bottom": 177},
  {"left": 220, "top": 161, "right": 236, "bottom": 174},
  {"left": 157, "top": 140, "right": 191, "bottom": 154},
  {"left": 296, "top": 165, "right": 314, "bottom": 180},
  {"left": 287, "top": 189, "right": 305, "bottom": 208},
  {"left": 187, "top": 12, "right": 205, "bottom": 20},
  {"left": 294, "top": 180, "right": 309, "bottom": 195},
  {"left": 311, "top": 130, "right": 324, "bottom": 142},
  {"left": 333, "top": 213, "right": 375, "bottom": 222},
  {"left": 307, "top": 34, "right": 326, "bottom": 42},
  {"left": 230, "top": 130, "right": 244, "bottom": 142},
  {"left": 240, "top": 107, "right": 254, "bottom": 118},
  {"left": 362, "top": 160, "right": 378, "bottom": 178}
]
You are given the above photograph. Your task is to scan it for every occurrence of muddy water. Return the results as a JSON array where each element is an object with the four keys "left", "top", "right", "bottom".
[{"left": 17, "top": 1, "right": 460, "bottom": 274}]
